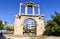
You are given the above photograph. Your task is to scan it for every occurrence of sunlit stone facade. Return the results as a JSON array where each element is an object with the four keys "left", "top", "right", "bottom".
[{"left": 14, "top": 2, "right": 45, "bottom": 36}]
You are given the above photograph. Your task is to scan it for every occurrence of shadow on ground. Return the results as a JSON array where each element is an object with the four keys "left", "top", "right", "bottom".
[{"left": 0, "top": 32, "right": 6, "bottom": 39}]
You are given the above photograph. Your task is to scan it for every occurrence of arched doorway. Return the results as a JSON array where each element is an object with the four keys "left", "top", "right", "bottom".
[{"left": 23, "top": 18, "right": 37, "bottom": 35}]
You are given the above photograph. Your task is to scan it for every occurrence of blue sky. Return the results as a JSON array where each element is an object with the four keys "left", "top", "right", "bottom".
[{"left": 0, "top": 0, "right": 60, "bottom": 24}]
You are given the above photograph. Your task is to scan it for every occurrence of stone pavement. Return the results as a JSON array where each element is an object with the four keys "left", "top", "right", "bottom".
[{"left": 3, "top": 34, "right": 60, "bottom": 39}]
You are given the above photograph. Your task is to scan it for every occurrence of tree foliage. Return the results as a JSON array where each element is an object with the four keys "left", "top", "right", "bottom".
[
  {"left": 6, "top": 26, "right": 14, "bottom": 31},
  {"left": 0, "top": 20, "right": 3, "bottom": 29},
  {"left": 45, "top": 11, "right": 60, "bottom": 36}
]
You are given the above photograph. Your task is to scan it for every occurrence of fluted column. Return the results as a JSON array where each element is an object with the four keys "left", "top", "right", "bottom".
[
  {"left": 38, "top": 6, "right": 40, "bottom": 15},
  {"left": 32, "top": 7, "right": 35, "bottom": 15},
  {"left": 25, "top": 6, "right": 28, "bottom": 14}
]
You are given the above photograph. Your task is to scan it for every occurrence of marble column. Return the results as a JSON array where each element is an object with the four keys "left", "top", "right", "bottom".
[
  {"left": 32, "top": 7, "right": 35, "bottom": 15},
  {"left": 25, "top": 6, "right": 28, "bottom": 14},
  {"left": 38, "top": 6, "right": 40, "bottom": 15},
  {"left": 19, "top": 3, "right": 22, "bottom": 14}
]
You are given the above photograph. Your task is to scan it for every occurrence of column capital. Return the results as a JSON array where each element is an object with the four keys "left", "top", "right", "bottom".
[
  {"left": 20, "top": 3, "right": 22, "bottom": 5},
  {"left": 37, "top": 5, "right": 40, "bottom": 8}
]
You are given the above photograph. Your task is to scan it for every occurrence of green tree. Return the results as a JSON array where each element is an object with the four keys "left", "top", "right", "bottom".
[
  {"left": 6, "top": 26, "right": 14, "bottom": 31},
  {"left": 0, "top": 20, "right": 3, "bottom": 29},
  {"left": 45, "top": 11, "right": 60, "bottom": 36}
]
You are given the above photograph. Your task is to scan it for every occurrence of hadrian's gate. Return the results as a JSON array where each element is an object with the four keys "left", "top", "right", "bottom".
[{"left": 14, "top": 2, "right": 45, "bottom": 36}]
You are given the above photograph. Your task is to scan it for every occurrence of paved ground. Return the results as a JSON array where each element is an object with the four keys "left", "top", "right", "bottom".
[
  {"left": 47, "top": 36, "right": 60, "bottom": 39},
  {"left": 10, "top": 36, "right": 60, "bottom": 39},
  {"left": 1, "top": 34, "right": 60, "bottom": 39},
  {"left": 6, "top": 36, "right": 60, "bottom": 39},
  {"left": 0, "top": 36, "right": 6, "bottom": 39}
]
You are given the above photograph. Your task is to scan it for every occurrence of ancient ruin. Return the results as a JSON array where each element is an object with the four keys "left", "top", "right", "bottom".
[{"left": 14, "top": 2, "right": 45, "bottom": 36}]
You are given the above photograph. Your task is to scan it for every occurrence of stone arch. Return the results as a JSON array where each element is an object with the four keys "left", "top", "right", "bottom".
[
  {"left": 22, "top": 17, "right": 37, "bottom": 35},
  {"left": 14, "top": 15, "right": 45, "bottom": 36},
  {"left": 22, "top": 17, "right": 37, "bottom": 26},
  {"left": 21, "top": 16, "right": 39, "bottom": 26}
]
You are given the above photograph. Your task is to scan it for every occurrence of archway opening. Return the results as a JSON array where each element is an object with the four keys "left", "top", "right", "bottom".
[{"left": 23, "top": 18, "right": 37, "bottom": 35}]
